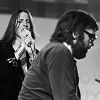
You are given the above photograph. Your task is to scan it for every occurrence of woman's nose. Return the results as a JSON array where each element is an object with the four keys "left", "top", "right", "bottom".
[{"left": 23, "top": 21, "right": 28, "bottom": 27}]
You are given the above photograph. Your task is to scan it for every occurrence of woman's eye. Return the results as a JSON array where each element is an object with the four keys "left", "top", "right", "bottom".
[
  {"left": 18, "top": 20, "right": 22, "bottom": 24},
  {"left": 26, "top": 20, "right": 30, "bottom": 23},
  {"left": 17, "top": 19, "right": 30, "bottom": 24}
]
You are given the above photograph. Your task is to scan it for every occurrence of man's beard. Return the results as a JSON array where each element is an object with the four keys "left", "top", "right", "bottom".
[{"left": 71, "top": 40, "right": 88, "bottom": 59}]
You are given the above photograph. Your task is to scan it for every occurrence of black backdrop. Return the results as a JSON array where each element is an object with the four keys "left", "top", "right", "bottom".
[{"left": 0, "top": 0, "right": 100, "bottom": 21}]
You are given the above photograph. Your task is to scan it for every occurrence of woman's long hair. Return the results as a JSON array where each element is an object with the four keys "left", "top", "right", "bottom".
[{"left": 1, "top": 9, "right": 36, "bottom": 44}]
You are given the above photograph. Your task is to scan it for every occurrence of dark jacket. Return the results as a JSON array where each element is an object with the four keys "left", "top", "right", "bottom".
[
  {"left": 0, "top": 42, "right": 24, "bottom": 100},
  {"left": 18, "top": 41, "right": 80, "bottom": 100}
]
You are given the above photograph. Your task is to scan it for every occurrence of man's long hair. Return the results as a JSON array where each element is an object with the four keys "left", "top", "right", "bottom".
[
  {"left": 1, "top": 9, "right": 35, "bottom": 44},
  {"left": 50, "top": 9, "right": 98, "bottom": 44}
]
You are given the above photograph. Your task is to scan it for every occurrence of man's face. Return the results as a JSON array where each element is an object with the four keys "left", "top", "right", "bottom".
[{"left": 72, "top": 29, "right": 97, "bottom": 59}]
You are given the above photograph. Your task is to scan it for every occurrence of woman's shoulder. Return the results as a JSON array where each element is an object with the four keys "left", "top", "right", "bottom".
[
  {"left": 0, "top": 41, "right": 11, "bottom": 48},
  {"left": 0, "top": 41, "right": 6, "bottom": 48},
  {"left": 0, "top": 41, "right": 13, "bottom": 53}
]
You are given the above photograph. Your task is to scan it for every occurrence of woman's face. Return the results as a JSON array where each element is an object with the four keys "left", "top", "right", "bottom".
[{"left": 16, "top": 11, "right": 31, "bottom": 38}]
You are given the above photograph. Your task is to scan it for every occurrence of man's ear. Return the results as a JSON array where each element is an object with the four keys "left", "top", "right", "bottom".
[{"left": 72, "top": 32, "right": 79, "bottom": 39}]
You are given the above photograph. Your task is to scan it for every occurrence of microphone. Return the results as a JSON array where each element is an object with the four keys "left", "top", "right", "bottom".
[
  {"left": 20, "top": 29, "right": 35, "bottom": 54},
  {"left": 21, "top": 29, "right": 34, "bottom": 47}
]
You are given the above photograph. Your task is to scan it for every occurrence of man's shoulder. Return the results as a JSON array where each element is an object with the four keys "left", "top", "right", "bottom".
[{"left": 41, "top": 42, "right": 69, "bottom": 54}]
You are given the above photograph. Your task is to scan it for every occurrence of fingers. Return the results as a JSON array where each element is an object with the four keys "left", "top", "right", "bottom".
[
  {"left": 18, "top": 29, "right": 35, "bottom": 54},
  {"left": 20, "top": 29, "right": 31, "bottom": 39}
]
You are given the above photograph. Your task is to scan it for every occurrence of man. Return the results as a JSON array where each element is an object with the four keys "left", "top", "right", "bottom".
[{"left": 18, "top": 9, "right": 98, "bottom": 100}]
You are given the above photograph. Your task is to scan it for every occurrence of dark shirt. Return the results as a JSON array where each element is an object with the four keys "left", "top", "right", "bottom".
[
  {"left": 0, "top": 42, "right": 24, "bottom": 100},
  {"left": 18, "top": 41, "right": 80, "bottom": 100}
]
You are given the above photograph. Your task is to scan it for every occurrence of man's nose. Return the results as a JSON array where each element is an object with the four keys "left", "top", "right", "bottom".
[{"left": 89, "top": 41, "right": 94, "bottom": 47}]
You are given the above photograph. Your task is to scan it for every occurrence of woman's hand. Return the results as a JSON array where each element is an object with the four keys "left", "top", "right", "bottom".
[{"left": 20, "top": 29, "right": 35, "bottom": 54}]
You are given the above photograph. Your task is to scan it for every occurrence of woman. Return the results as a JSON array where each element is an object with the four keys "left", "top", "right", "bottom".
[{"left": 0, "top": 9, "right": 38, "bottom": 100}]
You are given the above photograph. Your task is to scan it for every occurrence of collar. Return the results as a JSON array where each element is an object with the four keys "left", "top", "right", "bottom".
[{"left": 63, "top": 42, "right": 72, "bottom": 54}]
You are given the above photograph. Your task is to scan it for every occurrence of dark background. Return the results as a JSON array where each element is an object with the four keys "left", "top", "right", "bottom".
[{"left": 0, "top": 0, "right": 100, "bottom": 21}]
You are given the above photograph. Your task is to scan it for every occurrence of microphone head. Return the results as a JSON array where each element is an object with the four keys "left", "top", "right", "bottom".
[{"left": 20, "top": 29, "right": 31, "bottom": 38}]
